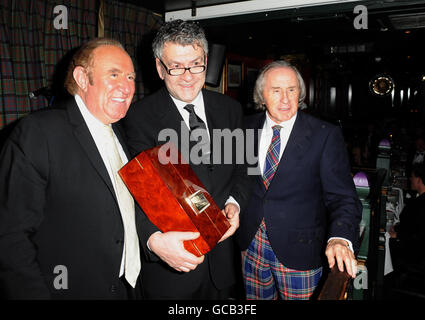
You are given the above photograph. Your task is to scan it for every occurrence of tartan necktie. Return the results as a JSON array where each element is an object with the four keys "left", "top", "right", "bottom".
[
  {"left": 184, "top": 104, "right": 211, "bottom": 162},
  {"left": 263, "top": 125, "right": 282, "bottom": 189},
  {"left": 102, "top": 125, "right": 141, "bottom": 288}
]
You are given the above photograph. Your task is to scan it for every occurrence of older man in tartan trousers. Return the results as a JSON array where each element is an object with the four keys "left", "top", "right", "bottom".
[{"left": 237, "top": 60, "right": 362, "bottom": 300}]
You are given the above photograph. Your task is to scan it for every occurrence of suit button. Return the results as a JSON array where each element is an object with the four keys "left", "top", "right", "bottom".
[
  {"left": 110, "top": 285, "right": 117, "bottom": 293},
  {"left": 116, "top": 239, "right": 123, "bottom": 245}
]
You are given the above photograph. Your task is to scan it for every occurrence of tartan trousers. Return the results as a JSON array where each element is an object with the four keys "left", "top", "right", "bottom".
[{"left": 242, "top": 220, "right": 322, "bottom": 300}]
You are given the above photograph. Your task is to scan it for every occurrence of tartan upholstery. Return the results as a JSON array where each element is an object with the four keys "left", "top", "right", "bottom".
[
  {"left": 0, "top": 0, "right": 97, "bottom": 129},
  {"left": 0, "top": 0, "right": 163, "bottom": 129},
  {"left": 242, "top": 219, "right": 323, "bottom": 300}
]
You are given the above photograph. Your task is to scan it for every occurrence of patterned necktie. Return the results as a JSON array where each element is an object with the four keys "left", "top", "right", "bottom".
[
  {"left": 102, "top": 125, "right": 141, "bottom": 288},
  {"left": 263, "top": 125, "right": 282, "bottom": 189},
  {"left": 184, "top": 104, "right": 211, "bottom": 163}
]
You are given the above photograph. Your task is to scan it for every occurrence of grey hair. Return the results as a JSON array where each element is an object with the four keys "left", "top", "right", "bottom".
[
  {"left": 253, "top": 60, "right": 307, "bottom": 110},
  {"left": 152, "top": 19, "right": 208, "bottom": 59}
]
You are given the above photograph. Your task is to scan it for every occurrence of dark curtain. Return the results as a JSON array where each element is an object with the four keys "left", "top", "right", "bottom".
[{"left": 0, "top": 0, "right": 97, "bottom": 129}]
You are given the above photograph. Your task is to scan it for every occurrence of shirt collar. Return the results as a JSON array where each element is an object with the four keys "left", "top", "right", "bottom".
[
  {"left": 264, "top": 111, "right": 297, "bottom": 131},
  {"left": 170, "top": 91, "right": 204, "bottom": 112},
  {"left": 74, "top": 94, "right": 111, "bottom": 130}
]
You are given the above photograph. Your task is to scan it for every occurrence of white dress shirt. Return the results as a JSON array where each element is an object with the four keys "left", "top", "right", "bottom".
[
  {"left": 171, "top": 92, "right": 211, "bottom": 140},
  {"left": 258, "top": 112, "right": 297, "bottom": 175},
  {"left": 75, "top": 94, "right": 129, "bottom": 276},
  {"left": 170, "top": 92, "right": 239, "bottom": 212}
]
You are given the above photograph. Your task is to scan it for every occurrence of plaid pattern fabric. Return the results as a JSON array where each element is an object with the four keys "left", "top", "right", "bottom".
[
  {"left": 0, "top": 0, "right": 162, "bottom": 129},
  {"left": 262, "top": 125, "right": 281, "bottom": 189},
  {"left": 0, "top": 0, "right": 97, "bottom": 129},
  {"left": 242, "top": 220, "right": 323, "bottom": 300}
]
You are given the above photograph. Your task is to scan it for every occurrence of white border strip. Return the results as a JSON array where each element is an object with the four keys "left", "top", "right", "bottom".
[{"left": 165, "top": 0, "right": 362, "bottom": 21}]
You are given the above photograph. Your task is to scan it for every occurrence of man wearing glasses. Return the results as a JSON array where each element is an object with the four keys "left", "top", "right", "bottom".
[{"left": 122, "top": 20, "right": 251, "bottom": 299}]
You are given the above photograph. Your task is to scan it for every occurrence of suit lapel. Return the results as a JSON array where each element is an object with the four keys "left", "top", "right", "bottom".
[
  {"left": 250, "top": 112, "right": 267, "bottom": 193},
  {"left": 253, "top": 111, "right": 312, "bottom": 192},
  {"left": 203, "top": 90, "right": 221, "bottom": 165},
  {"left": 252, "top": 112, "right": 265, "bottom": 161},
  {"left": 155, "top": 88, "right": 192, "bottom": 161},
  {"left": 203, "top": 90, "right": 219, "bottom": 136},
  {"left": 281, "top": 111, "right": 312, "bottom": 164},
  {"left": 270, "top": 111, "right": 312, "bottom": 186},
  {"left": 66, "top": 99, "right": 116, "bottom": 198},
  {"left": 156, "top": 88, "right": 215, "bottom": 166},
  {"left": 156, "top": 89, "right": 187, "bottom": 134}
]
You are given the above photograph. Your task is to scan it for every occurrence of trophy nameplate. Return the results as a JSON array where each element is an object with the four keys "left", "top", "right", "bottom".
[{"left": 186, "top": 190, "right": 210, "bottom": 215}]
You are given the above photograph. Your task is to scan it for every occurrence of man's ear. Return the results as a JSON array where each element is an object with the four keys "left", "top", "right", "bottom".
[
  {"left": 73, "top": 66, "right": 89, "bottom": 92},
  {"left": 155, "top": 58, "right": 165, "bottom": 80}
]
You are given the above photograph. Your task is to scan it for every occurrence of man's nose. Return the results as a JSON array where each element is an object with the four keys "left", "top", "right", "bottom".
[
  {"left": 281, "top": 91, "right": 289, "bottom": 103},
  {"left": 119, "top": 79, "right": 133, "bottom": 94},
  {"left": 181, "top": 69, "right": 194, "bottom": 81}
]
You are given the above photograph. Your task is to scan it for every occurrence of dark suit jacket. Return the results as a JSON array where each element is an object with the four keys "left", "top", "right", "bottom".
[
  {"left": 237, "top": 111, "right": 362, "bottom": 270},
  {"left": 393, "top": 193, "right": 425, "bottom": 265},
  {"left": 0, "top": 99, "right": 146, "bottom": 299},
  {"left": 121, "top": 87, "right": 251, "bottom": 298}
]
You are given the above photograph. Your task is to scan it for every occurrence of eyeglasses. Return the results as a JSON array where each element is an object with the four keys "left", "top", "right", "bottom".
[{"left": 159, "top": 59, "right": 206, "bottom": 76}]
